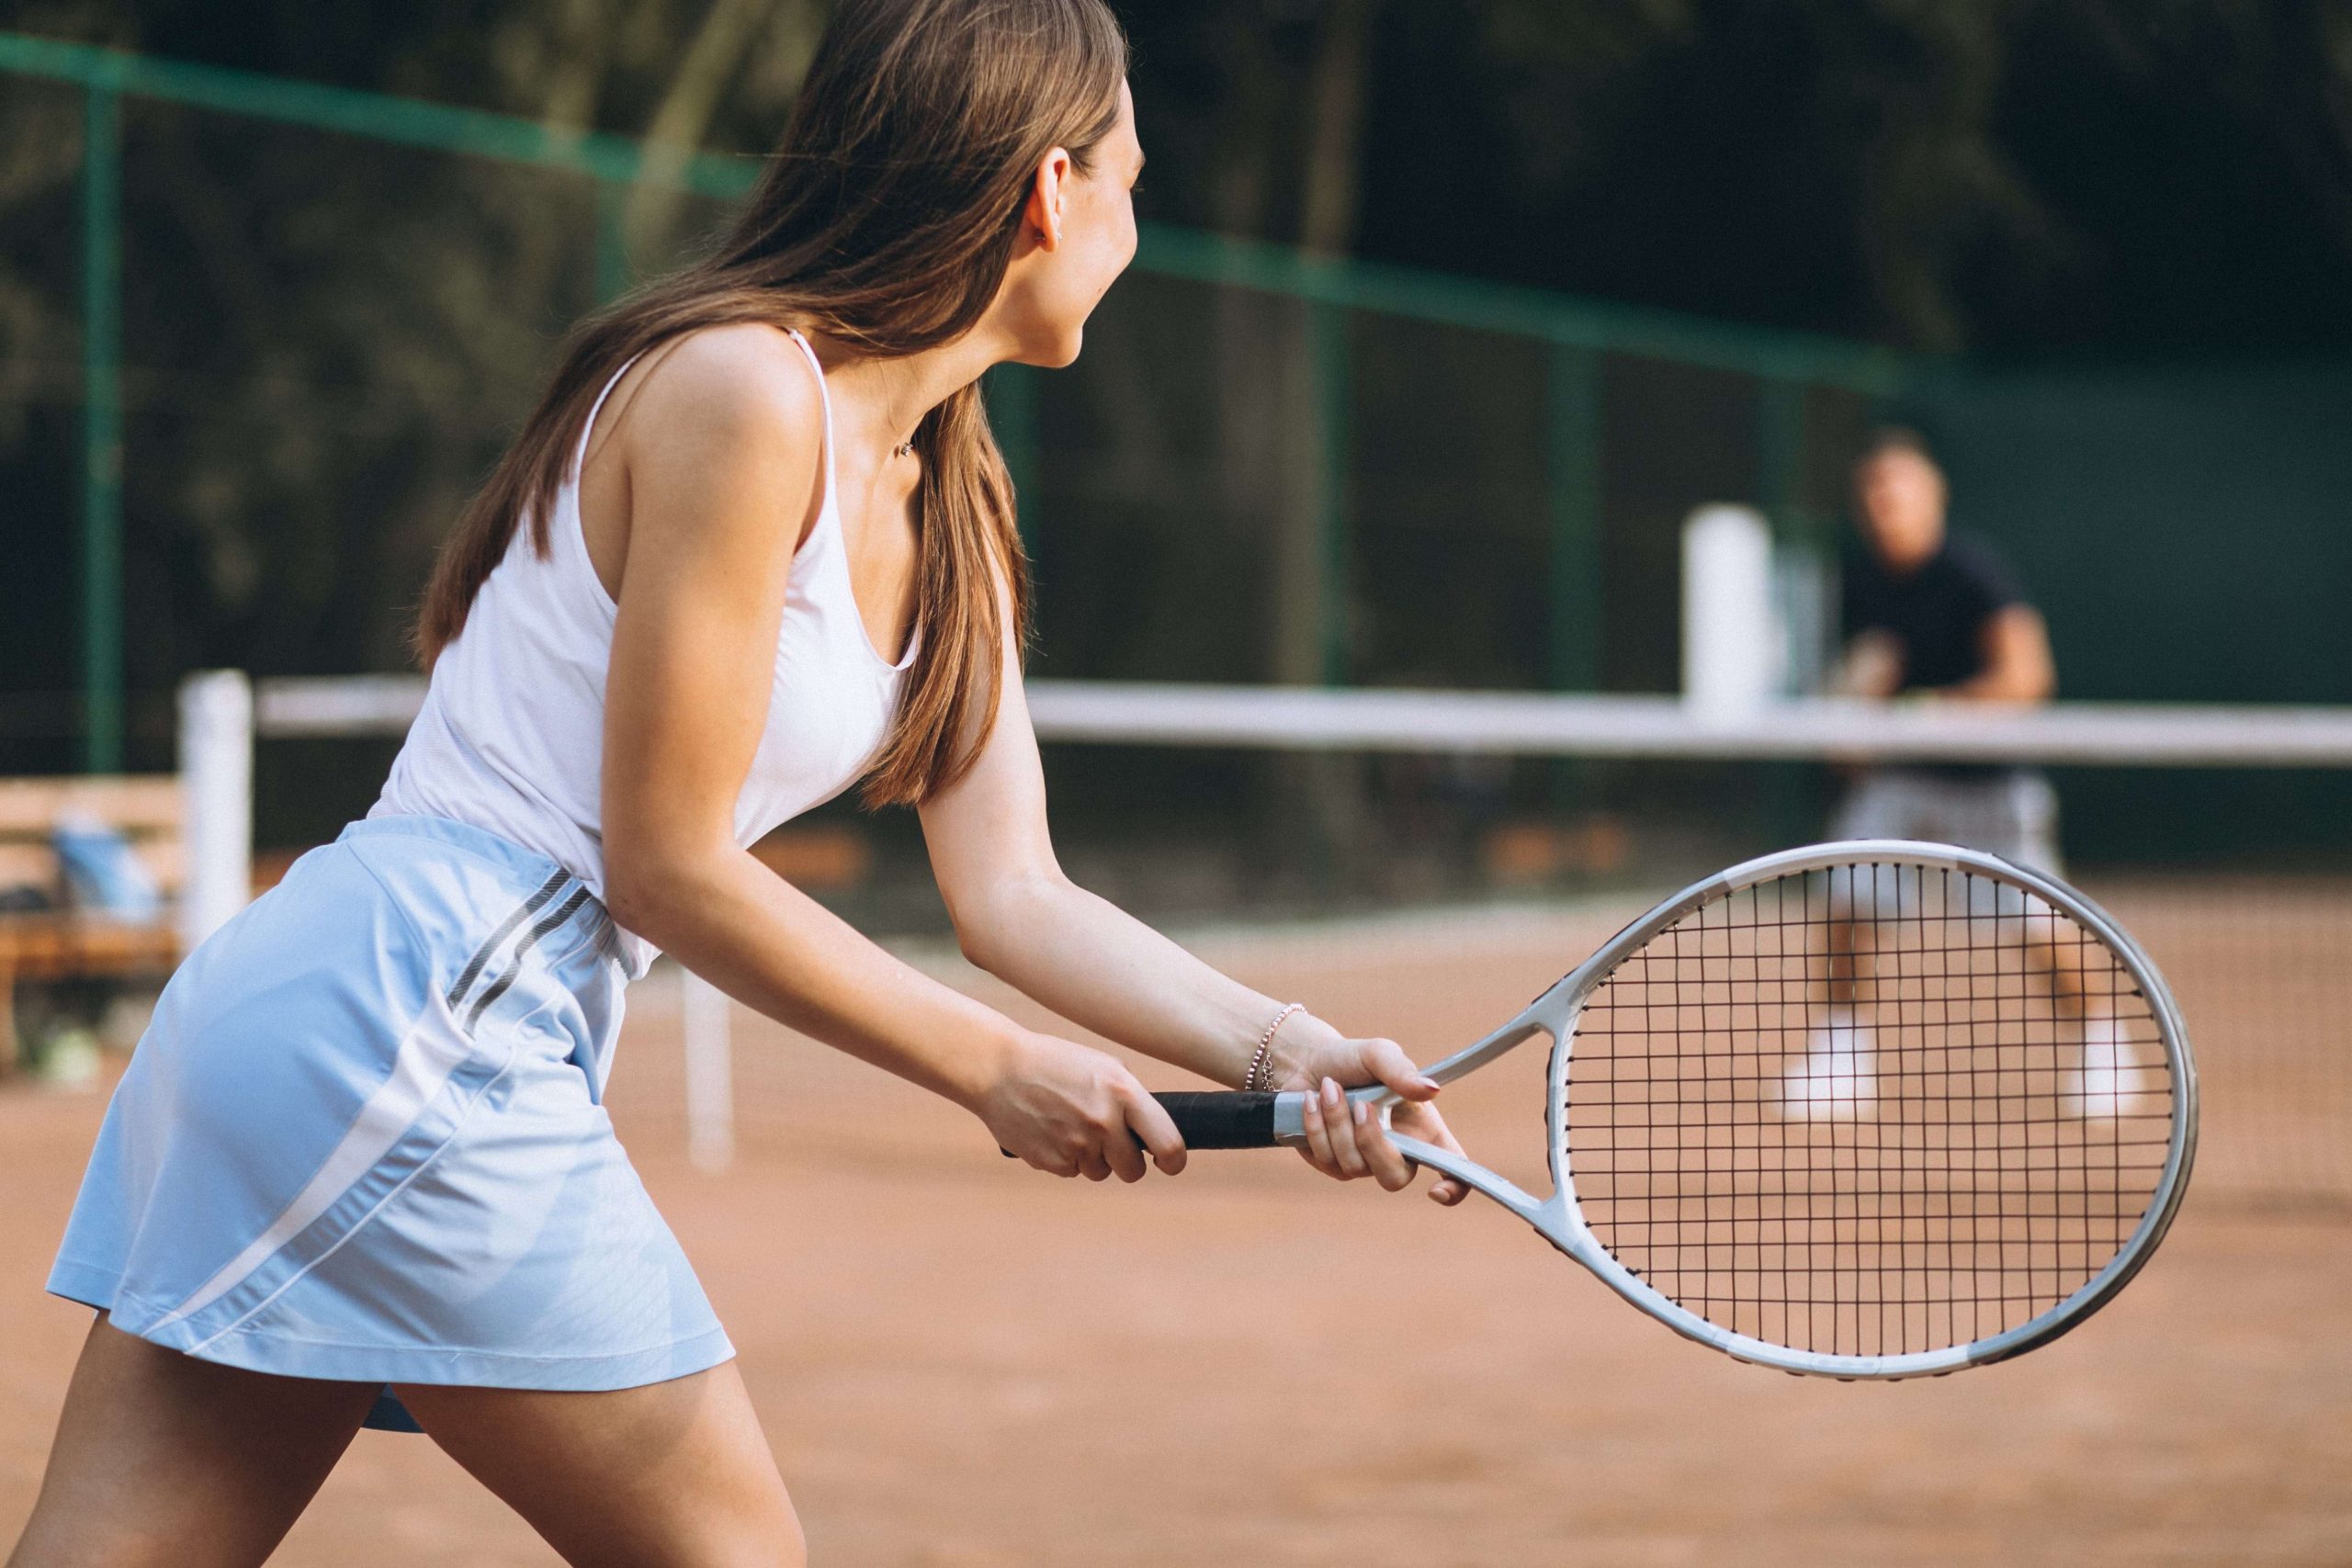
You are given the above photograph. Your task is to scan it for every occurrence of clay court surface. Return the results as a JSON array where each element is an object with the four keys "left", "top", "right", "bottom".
[{"left": 3, "top": 892, "right": 2346, "bottom": 1565}]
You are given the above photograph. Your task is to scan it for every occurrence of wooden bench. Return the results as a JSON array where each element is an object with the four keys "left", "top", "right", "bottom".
[{"left": 0, "top": 776, "right": 184, "bottom": 1072}]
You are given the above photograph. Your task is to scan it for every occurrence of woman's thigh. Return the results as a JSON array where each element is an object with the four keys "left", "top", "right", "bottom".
[
  {"left": 394, "top": 1361, "right": 802, "bottom": 1568},
  {"left": 7, "top": 1317, "right": 378, "bottom": 1568}
]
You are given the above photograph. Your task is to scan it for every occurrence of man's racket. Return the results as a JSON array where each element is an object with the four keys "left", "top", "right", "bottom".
[{"left": 1152, "top": 841, "right": 2196, "bottom": 1380}]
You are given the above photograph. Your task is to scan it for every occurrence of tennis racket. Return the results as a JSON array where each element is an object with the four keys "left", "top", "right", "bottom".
[{"left": 1150, "top": 840, "right": 2197, "bottom": 1380}]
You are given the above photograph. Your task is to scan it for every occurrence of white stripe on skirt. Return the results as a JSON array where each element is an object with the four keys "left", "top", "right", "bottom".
[{"left": 149, "top": 984, "right": 483, "bottom": 1337}]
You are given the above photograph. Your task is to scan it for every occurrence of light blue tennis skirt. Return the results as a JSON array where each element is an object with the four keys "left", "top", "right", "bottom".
[{"left": 48, "top": 815, "right": 732, "bottom": 1431}]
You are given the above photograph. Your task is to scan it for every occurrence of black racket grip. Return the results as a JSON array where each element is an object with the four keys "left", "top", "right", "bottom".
[
  {"left": 995, "top": 1090, "right": 1283, "bottom": 1158},
  {"left": 1151, "top": 1091, "right": 1281, "bottom": 1149}
]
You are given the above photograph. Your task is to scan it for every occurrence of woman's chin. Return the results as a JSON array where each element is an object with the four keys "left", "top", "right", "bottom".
[
  {"left": 993, "top": 317, "right": 1086, "bottom": 371},
  {"left": 1019, "top": 326, "right": 1084, "bottom": 369}
]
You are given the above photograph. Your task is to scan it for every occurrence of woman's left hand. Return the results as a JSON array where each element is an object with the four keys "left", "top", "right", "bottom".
[{"left": 1276, "top": 1032, "right": 1471, "bottom": 1206}]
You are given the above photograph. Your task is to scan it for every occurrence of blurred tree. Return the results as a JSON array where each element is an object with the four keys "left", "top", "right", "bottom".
[
  {"left": 1344, "top": 0, "right": 2067, "bottom": 351},
  {"left": 623, "top": 0, "right": 823, "bottom": 272},
  {"left": 1351, "top": 0, "right": 2352, "bottom": 352}
]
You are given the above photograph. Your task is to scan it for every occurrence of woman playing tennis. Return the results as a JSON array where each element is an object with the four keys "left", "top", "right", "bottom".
[{"left": 10, "top": 1, "right": 1464, "bottom": 1562}]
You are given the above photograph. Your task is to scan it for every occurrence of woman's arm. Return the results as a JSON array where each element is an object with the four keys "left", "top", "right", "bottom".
[
  {"left": 597, "top": 328, "right": 1181, "bottom": 1182},
  {"left": 918, "top": 594, "right": 1469, "bottom": 1201}
]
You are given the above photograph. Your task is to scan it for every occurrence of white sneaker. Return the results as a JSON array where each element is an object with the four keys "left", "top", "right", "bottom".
[
  {"left": 2064, "top": 1012, "right": 2137, "bottom": 1120},
  {"left": 1780, "top": 1007, "right": 1877, "bottom": 1120}
]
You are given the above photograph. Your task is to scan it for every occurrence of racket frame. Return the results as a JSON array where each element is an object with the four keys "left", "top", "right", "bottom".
[{"left": 1270, "top": 840, "right": 2199, "bottom": 1379}]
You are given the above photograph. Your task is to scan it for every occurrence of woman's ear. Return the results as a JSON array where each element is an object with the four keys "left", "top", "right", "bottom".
[{"left": 1023, "top": 147, "right": 1073, "bottom": 252}]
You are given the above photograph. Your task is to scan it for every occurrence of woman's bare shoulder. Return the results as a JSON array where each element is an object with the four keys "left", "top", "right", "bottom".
[{"left": 617, "top": 321, "right": 826, "bottom": 472}]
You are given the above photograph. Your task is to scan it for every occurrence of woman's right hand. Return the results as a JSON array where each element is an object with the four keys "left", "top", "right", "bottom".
[{"left": 979, "top": 1032, "right": 1188, "bottom": 1182}]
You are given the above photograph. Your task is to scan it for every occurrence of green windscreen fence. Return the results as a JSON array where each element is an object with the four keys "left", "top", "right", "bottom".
[
  {"left": 1899, "top": 364, "right": 2352, "bottom": 865},
  {"left": 3, "top": 35, "right": 2349, "bottom": 877},
  {"left": 0, "top": 38, "right": 1889, "bottom": 749},
  {"left": 1028, "top": 281, "right": 1881, "bottom": 697}
]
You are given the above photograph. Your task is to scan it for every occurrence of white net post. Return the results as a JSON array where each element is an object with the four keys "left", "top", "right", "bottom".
[
  {"left": 177, "top": 670, "right": 254, "bottom": 952},
  {"left": 1681, "top": 504, "right": 1783, "bottom": 717},
  {"left": 681, "top": 966, "right": 735, "bottom": 1172}
]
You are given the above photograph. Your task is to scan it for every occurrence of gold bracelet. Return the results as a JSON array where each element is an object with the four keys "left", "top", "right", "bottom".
[{"left": 1245, "top": 1002, "right": 1304, "bottom": 1092}]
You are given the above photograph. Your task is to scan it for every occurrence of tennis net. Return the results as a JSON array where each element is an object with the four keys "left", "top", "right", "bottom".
[{"left": 228, "top": 674, "right": 2352, "bottom": 1208}]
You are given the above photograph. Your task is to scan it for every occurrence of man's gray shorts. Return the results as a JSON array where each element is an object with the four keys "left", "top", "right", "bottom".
[
  {"left": 1826, "top": 767, "right": 2062, "bottom": 919},
  {"left": 1830, "top": 767, "right": 2060, "bottom": 872}
]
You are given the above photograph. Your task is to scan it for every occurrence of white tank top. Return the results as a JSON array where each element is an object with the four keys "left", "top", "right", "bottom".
[{"left": 373, "top": 331, "right": 918, "bottom": 976}]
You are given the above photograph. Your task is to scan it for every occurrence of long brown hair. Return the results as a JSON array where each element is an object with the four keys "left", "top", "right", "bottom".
[{"left": 413, "top": 0, "right": 1128, "bottom": 807}]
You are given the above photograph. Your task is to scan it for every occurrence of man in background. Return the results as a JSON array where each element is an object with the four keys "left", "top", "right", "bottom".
[
  {"left": 1829, "top": 427, "right": 2059, "bottom": 869},
  {"left": 1781, "top": 428, "right": 2072, "bottom": 1119}
]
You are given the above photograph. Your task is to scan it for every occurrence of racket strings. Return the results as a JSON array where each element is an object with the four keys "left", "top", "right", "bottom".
[{"left": 1561, "top": 863, "right": 2175, "bottom": 1361}]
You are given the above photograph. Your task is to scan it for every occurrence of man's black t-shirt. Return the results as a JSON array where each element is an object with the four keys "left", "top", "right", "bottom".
[{"left": 1841, "top": 532, "right": 2024, "bottom": 693}]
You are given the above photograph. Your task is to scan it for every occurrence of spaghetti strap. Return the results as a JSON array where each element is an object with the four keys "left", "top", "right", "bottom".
[
  {"left": 779, "top": 330, "right": 839, "bottom": 517},
  {"left": 571, "top": 354, "right": 645, "bottom": 483}
]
